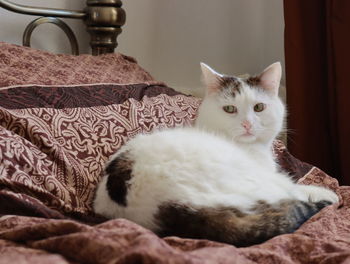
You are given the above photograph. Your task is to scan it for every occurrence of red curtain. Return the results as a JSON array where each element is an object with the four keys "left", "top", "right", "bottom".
[{"left": 284, "top": 0, "right": 350, "bottom": 185}]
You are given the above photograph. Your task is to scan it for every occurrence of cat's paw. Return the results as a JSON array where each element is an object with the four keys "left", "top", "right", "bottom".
[
  {"left": 309, "top": 189, "right": 339, "bottom": 204},
  {"left": 299, "top": 185, "right": 339, "bottom": 204}
]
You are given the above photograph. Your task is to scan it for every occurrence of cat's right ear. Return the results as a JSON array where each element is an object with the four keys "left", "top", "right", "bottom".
[
  {"left": 200, "top": 63, "right": 223, "bottom": 95},
  {"left": 259, "top": 62, "right": 282, "bottom": 96}
]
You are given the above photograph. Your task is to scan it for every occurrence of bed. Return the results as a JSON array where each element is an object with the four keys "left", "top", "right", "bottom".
[{"left": 0, "top": 1, "right": 350, "bottom": 263}]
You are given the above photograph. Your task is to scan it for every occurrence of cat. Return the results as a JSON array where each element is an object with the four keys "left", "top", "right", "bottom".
[{"left": 93, "top": 62, "right": 338, "bottom": 247}]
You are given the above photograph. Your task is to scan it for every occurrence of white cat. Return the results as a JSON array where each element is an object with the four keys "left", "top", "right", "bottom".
[{"left": 93, "top": 62, "right": 338, "bottom": 246}]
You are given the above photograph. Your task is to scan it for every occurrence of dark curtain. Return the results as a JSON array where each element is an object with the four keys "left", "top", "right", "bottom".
[{"left": 283, "top": 1, "right": 350, "bottom": 185}]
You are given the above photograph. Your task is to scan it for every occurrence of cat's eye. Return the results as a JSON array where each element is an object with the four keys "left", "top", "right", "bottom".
[
  {"left": 254, "top": 103, "right": 266, "bottom": 112},
  {"left": 223, "top": 105, "right": 237, "bottom": 114}
]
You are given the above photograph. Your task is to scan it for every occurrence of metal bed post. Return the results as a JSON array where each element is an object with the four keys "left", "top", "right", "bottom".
[
  {"left": 0, "top": 0, "right": 126, "bottom": 55},
  {"left": 85, "top": 0, "right": 126, "bottom": 55}
]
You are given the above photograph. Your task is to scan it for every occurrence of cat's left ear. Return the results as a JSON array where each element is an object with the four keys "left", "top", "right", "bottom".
[
  {"left": 259, "top": 62, "right": 282, "bottom": 96},
  {"left": 200, "top": 62, "right": 224, "bottom": 94}
]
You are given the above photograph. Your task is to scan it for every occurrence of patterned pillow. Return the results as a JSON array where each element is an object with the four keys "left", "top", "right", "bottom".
[
  {"left": 0, "top": 83, "right": 200, "bottom": 217},
  {"left": 0, "top": 42, "right": 161, "bottom": 87}
]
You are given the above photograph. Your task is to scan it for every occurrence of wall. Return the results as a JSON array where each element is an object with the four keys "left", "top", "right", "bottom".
[
  {"left": 0, "top": 0, "right": 285, "bottom": 97},
  {"left": 118, "top": 0, "right": 285, "bottom": 97}
]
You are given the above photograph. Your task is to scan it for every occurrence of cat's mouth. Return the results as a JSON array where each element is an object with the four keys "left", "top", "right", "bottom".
[
  {"left": 237, "top": 131, "right": 256, "bottom": 142},
  {"left": 242, "top": 131, "right": 254, "bottom": 137}
]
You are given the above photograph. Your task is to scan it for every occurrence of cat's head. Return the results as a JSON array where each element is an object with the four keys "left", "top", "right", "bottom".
[{"left": 195, "top": 62, "right": 285, "bottom": 146}]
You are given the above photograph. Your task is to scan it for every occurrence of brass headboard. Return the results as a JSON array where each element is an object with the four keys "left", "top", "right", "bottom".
[{"left": 0, "top": 0, "right": 126, "bottom": 55}]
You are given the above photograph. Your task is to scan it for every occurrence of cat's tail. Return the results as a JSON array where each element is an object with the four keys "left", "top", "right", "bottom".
[{"left": 155, "top": 199, "right": 331, "bottom": 247}]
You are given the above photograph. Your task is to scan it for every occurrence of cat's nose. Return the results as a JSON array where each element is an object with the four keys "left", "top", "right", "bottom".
[{"left": 241, "top": 120, "right": 252, "bottom": 130}]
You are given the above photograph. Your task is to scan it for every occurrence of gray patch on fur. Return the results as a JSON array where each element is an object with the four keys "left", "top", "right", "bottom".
[
  {"left": 244, "top": 75, "right": 261, "bottom": 87},
  {"left": 105, "top": 151, "right": 133, "bottom": 206},
  {"left": 218, "top": 76, "right": 242, "bottom": 97}
]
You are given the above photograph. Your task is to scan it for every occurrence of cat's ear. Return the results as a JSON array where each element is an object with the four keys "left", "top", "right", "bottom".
[
  {"left": 259, "top": 62, "right": 282, "bottom": 96},
  {"left": 200, "top": 62, "right": 223, "bottom": 94}
]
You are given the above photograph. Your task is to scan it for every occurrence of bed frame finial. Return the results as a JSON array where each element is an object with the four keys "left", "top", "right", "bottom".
[{"left": 84, "top": 0, "right": 126, "bottom": 55}]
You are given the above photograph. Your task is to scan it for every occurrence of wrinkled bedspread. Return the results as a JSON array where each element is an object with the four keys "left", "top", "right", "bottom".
[
  {"left": 1, "top": 169, "right": 349, "bottom": 264},
  {"left": 0, "top": 81, "right": 349, "bottom": 263}
]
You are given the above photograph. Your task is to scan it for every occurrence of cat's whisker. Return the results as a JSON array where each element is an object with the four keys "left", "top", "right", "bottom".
[{"left": 284, "top": 128, "right": 297, "bottom": 136}]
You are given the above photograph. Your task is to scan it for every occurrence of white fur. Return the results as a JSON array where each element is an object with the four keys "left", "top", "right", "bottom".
[{"left": 93, "top": 62, "right": 338, "bottom": 231}]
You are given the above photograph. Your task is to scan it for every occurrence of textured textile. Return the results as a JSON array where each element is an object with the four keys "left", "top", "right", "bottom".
[
  {"left": 0, "top": 42, "right": 161, "bottom": 87},
  {"left": 0, "top": 83, "right": 200, "bottom": 217},
  {"left": 0, "top": 172, "right": 349, "bottom": 264},
  {"left": 0, "top": 77, "right": 349, "bottom": 263}
]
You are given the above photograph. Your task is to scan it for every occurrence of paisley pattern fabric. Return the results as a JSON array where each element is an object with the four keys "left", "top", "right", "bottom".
[
  {"left": 0, "top": 81, "right": 349, "bottom": 264},
  {"left": 0, "top": 42, "right": 162, "bottom": 87},
  {"left": 0, "top": 82, "right": 333, "bottom": 218},
  {"left": 0, "top": 83, "right": 200, "bottom": 216}
]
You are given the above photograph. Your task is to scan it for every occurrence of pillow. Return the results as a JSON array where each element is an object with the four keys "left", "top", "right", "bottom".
[
  {"left": 0, "top": 42, "right": 161, "bottom": 87},
  {"left": 0, "top": 83, "right": 200, "bottom": 217}
]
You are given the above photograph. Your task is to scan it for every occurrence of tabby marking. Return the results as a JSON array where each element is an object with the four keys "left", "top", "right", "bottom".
[
  {"left": 155, "top": 199, "right": 331, "bottom": 247},
  {"left": 244, "top": 75, "right": 260, "bottom": 87},
  {"left": 218, "top": 76, "right": 242, "bottom": 97}
]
